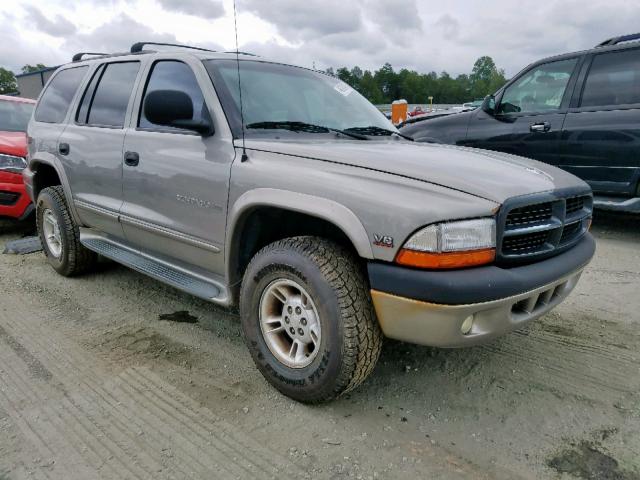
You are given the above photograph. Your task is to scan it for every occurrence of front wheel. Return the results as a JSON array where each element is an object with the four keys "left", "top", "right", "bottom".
[{"left": 240, "top": 236, "right": 383, "bottom": 403}]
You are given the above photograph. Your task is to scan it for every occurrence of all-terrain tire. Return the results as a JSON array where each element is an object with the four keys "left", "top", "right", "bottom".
[
  {"left": 240, "top": 236, "right": 383, "bottom": 403},
  {"left": 36, "top": 186, "right": 97, "bottom": 276}
]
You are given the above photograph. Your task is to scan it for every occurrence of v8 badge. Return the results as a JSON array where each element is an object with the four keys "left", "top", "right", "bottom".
[{"left": 373, "top": 234, "right": 394, "bottom": 248}]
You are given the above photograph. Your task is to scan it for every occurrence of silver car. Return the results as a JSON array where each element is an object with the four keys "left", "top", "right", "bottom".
[{"left": 24, "top": 43, "right": 595, "bottom": 402}]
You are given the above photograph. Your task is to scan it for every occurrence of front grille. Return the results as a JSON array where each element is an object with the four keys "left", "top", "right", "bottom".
[
  {"left": 498, "top": 191, "right": 593, "bottom": 264},
  {"left": 506, "top": 202, "right": 553, "bottom": 227},
  {"left": 566, "top": 196, "right": 585, "bottom": 215},
  {"left": 503, "top": 230, "right": 550, "bottom": 254},
  {"left": 0, "top": 191, "right": 19, "bottom": 206},
  {"left": 560, "top": 221, "right": 582, "bottom": 244}
]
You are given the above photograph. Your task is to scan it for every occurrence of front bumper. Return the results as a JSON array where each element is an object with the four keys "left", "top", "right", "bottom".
[
  {"left": 369, "top": 233, "right": 595, "bottom": 347},
  {"left": 0, "top": 170, "right": 32, "bottom": 220}
]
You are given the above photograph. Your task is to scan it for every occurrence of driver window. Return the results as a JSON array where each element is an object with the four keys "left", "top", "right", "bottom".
[
  {"left": 139, "top": 61, "right": 207, "bottom": 130},
  {"left": 498, "top": 58, "right": 577, "bottom": 115}
]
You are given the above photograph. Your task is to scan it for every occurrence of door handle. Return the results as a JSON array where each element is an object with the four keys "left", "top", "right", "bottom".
[
  {"left": 530, "top": 122, "right": 551, "bottom": 133},
  {"left": 58, "top": 143, "right": 70, "bottom": 156},
  {"left": 124, "top": 151, "right": 139, "bottom": 167}
]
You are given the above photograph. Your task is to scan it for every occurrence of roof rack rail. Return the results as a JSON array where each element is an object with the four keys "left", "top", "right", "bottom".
[
  {"left": 223, "top": 50, "right": 258, "bottom": 57},
  {"left": 72, "top": 52, "right": 108, "bottom": 62},
  {"left": 131, "top": 42, "right": 217, "bottom": 54},
  {"left": 596, "top": 32, "right": 640, "bottom": 47}
]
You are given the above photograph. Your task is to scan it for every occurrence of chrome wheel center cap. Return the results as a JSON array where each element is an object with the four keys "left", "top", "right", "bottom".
[
  {"left": 42, "top": 208, "right": 62, "bottom": 259},
  {"left": 259, "top": 279, "right": 321, "bottom": 368}
]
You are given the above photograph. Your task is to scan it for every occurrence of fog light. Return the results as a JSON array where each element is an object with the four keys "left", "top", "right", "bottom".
[{"left": 461, "top": 315, "right": 474, "bottom": 335}]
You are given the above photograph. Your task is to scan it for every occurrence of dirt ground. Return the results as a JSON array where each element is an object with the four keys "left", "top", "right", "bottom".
[{"left": 0, "top": 212, "right": 638, "bottom": 480}]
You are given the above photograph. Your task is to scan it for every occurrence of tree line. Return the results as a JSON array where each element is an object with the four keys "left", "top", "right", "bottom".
[{"left": 328, "top": 56, "right": 507, "bottom": 105}]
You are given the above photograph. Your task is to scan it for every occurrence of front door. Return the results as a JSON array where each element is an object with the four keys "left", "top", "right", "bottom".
[
  {"left": 58, "top": 61, "right": 141, "bottom": 238},
  {"left": 121, "top": 59, "right": 233, "bottom": 274},
  {"left": 493, "top": 57, "right": 579, "bottom": 165},
  {"left": 561, "top": 48, "right": 640, "bottom": 196}
]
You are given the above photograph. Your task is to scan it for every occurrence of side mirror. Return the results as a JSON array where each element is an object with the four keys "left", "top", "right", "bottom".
[
  {"left": 144, "top": 90, "right": 214, "bottom": 136},
  {"left": 481, "top": 95, "right": 496, "bottom": 115}
]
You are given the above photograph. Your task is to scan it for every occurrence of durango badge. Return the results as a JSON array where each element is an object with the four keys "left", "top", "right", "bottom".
[{"left": 373, "top": 234, "right": 394, "bottom": 248}]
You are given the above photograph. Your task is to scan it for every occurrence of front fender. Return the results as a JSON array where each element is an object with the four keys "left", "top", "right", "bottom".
[{"left": 226, "top": 188, "right": 374, "bottom": 279}]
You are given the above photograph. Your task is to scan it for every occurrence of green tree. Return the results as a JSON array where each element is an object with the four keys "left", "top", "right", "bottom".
[
  {"left": 326, "top": 57, "right": 507, "bottom": 105},
  {"left": 469, "top": 56, "right": 506, "bottom": 99},
  {"left": 350, "top": 66, "right": 363, "bottom": 81},
  {"left": 336, "top": 67, "right": 356, "bottom": 88},
  {"left": 21, "top": 63, "right": 48, "bottom": 74},
  {"left": 359, "top": 70, "right": 384, "bottom": 104},
  {"left": 374, "top": 63, "right": 399, "bottom": 102},
  {"left": 0, "top": 67, "right": 18, "bottom": 95}
]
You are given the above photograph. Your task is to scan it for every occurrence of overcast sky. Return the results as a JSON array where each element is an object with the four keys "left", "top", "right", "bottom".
[{"left": 1, "top": 0, "right": 639, "bottom": 77}]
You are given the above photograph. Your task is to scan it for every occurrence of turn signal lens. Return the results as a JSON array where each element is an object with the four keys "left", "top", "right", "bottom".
[
  {"left": 396, "top": 248, "right": 496, "bottom": 269},
  {"left": 397, "top": 218, "right": 497, "bottom": 269}
]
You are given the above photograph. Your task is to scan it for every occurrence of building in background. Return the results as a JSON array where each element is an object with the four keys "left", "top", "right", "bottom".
[{"left": 16, "top": 67, "right": 57, "bottom": 99}]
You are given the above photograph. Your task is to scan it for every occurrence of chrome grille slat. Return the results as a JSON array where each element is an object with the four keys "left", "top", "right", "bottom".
[{"left": 498, "top": 193, "right": 593, "bottom": 264}]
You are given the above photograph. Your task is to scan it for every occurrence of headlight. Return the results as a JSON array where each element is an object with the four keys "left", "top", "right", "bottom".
[
  {"left": 396, "top": 218, "right": 496, "bottom": 269},
  {"left": 0, "top": 154, "right": 27, "bottom": 173}
]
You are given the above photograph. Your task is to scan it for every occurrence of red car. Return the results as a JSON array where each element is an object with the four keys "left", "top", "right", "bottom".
[{"left": 0, "top": 95, "right": 36, "bottom": 226}]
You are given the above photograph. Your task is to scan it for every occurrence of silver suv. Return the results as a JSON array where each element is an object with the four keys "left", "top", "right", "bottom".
[{"left": 25, "top": 43, "right": 595, "bottom": 403}]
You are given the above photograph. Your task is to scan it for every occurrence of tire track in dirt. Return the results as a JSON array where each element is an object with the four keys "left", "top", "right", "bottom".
[
  {"left": 7, "top": 318, "right": 295, "bottom": 479},
  {"left": 0, "top": 339, "right": 136, "bottom": 479},
  {"left": 481, "top": 323, "right": 639, "bottom": 404},
  {"left": 0, "top": 296, "right": 305, "bottom": 479}
]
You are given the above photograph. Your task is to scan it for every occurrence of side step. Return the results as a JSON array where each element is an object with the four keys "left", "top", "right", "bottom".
[
  {"left": 593, "top": 195, "right": 640, "bottom": 213},
  {"left": 80, "top": 233, "right": 228, "bottom": 304}
]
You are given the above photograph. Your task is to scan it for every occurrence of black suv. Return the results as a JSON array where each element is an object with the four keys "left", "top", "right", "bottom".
[{"left": 400, "top": 33, "right": 640, "bottom": 213}]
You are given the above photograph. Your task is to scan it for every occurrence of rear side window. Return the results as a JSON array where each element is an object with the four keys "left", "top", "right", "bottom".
[
  {"left": 34, "top": 66, "right": 87, "bottom": 124},
  {"left": 77, "top": 62, "right": 140, "bottom": 127},
  {"left": 76, "top": 64, "right": 105, "bottom": 124},
  {"left": 139, "top": 61, "right": 206, "bottom": 131},
  {"left": 581, "top": 49, "right": 640, "bottom": 108}
]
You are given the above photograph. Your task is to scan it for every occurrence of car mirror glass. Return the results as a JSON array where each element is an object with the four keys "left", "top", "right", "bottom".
[
  {"left": 144, "top": 89, "right": 213, "bottom": 136},
  {"left": 481, "top": 95, "right": 496, "bottom": 115}
]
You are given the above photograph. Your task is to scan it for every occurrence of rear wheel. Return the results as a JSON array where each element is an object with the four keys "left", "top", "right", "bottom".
[
  {"left": 36, "top": 186, "right": 97, "bottom": 276},
  {"left": 240, "top": 236, "right": 383, "bottom": 403}
]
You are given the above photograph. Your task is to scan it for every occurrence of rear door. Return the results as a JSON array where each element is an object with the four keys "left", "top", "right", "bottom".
[
  {"left": 57, "top": 61, "right": 141, "bottom": 238},
  {"left": 492, "top": 57, "right": 580, "bottom": 165},
  {"left": 30, "top": 65, "right": 88, "bottom": 195},
  {"left": 561, "top": 48, "right": 640, "bottom": 196},
  {"left": 120, "top": 58, "right": 234, "bottom": 274}
]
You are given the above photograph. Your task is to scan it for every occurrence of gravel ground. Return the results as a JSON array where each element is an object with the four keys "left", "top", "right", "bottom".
[{"left": 0, "top": 212, "right": 638, "bottom": 479}]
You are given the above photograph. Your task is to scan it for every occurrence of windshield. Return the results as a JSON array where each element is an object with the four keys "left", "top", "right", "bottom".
[
  {"left": 205, "top": 59, "right": 396, "bottom": 138},
  {"left": 0, "top": 99, "right": 34, "bottom": 132}
]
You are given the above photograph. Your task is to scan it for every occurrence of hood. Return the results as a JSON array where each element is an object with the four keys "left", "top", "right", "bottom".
[
  {"left": 241, "top": 138, "right": 588, "bottom": 204},
  {"left": 0, "top": 131, "right": 27, "bottom": 157}
]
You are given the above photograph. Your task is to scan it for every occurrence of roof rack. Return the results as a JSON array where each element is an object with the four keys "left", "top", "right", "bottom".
[
  {"left": 596, "top": 32, "right": 640, "bottom": 47},
  {"left": 223, "top": 50, "right": 258, "bottom": 57},
  {"left": 72, "top": 52, "right": 108, "bottom": 62},
  {"left": 131, "top": 42, "right": 217, "bottom": 54}
]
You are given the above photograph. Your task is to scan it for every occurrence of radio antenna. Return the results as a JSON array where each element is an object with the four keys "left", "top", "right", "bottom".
[{"left": 233, "top": 0, "right": 248, "bottom": 162}]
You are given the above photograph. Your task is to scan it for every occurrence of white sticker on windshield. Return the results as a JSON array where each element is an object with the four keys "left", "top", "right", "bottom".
[{"left": 334, "top": 82, "right": 353, "bottom": 96}]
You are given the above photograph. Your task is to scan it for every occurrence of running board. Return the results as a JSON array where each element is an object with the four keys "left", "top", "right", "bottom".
[
  {"left": 593, "top": 195, "right": 640, "bottom": 213},
  {"left": 80, "top": 232, "right": 229, "bottom": 304}
]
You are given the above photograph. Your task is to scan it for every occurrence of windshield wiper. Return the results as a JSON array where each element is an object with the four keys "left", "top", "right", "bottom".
[
  {"left": 344, "top": 126, "right": 414, "bottom": 141},
  {"left": 246, "top": 121, "right": 368, "bottom": 140}
]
